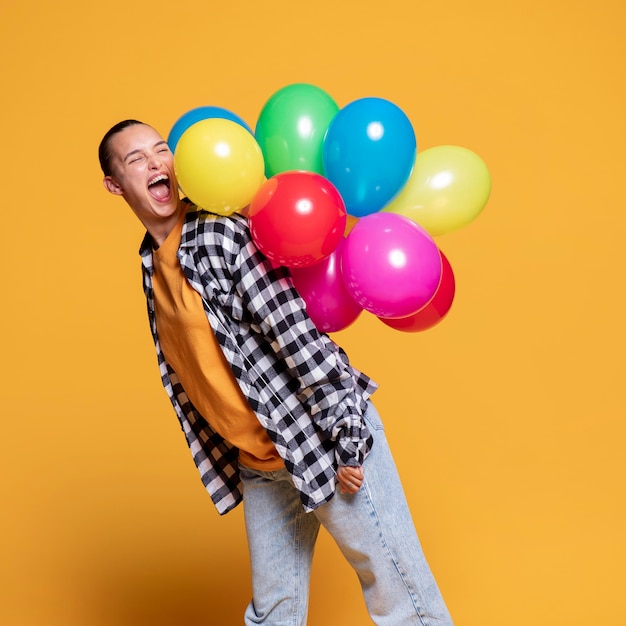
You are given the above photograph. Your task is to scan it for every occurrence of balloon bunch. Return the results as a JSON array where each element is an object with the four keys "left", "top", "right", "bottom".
[{"left": 169, "top": 83, "right": 491, "bottom": 334}]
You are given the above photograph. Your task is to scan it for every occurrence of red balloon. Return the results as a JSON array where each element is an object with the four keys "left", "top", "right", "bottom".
[
  {"left": 379, "top": 251, "right": 455, "bottom": 332},
  {"left": 290, "top": 239, "right": 362, "bottom": 333},
  {"left": 248, "top": 171, "right": 347, "bottom": 268}
]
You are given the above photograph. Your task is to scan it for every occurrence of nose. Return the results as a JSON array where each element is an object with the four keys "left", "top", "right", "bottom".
[{"left": 148, "top": 152, "right": 163, "bottom": 169}]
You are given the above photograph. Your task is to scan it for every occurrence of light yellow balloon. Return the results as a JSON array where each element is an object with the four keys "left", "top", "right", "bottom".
[
  {"left": 174, "top": 118, "right": 265, "bottom": 215},
  {"left": 383, "top": 145, "right": 491, "bottom": 236}
]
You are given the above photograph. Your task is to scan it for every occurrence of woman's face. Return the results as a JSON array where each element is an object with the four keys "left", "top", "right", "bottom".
[{"left": 103, "top": 123, "right": 182, "bottom": 232}]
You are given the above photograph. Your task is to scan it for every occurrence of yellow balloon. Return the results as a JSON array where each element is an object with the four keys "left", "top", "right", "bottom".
[
  {"left": 174, "top": 118, "right": 265, "bottom": 215},
  {"left": 383, "top": 145, "right": 491, "bottom": 236}
]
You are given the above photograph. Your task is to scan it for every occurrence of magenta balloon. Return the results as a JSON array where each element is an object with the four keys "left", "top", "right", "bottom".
[
  {"left": 379, "top": 250, "right": 455, "bottom": 332},
  {"left": 290, "top": 240, "right": 363, "bottom": 333},
  {"left": 341, "top": 213, "right": 442, "bottom": 319}
]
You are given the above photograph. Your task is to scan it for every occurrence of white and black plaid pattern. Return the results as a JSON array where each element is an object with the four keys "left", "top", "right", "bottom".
[{"left": 139, "top": 207, "right": 378, "bottom": 514}]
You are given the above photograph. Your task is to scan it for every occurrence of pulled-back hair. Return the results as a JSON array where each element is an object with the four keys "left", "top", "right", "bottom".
[{"left": 98, "top": 119, "right": 145, "bottom": 176}]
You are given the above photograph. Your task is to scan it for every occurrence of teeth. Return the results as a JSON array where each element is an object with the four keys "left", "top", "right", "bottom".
[{"left": 149, "top": 174, "right": 168, "bottom": 186}]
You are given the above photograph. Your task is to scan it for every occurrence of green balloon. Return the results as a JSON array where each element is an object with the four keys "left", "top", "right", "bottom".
[{"left": 255, "top": 83, "right": 339, "bottom": 177}]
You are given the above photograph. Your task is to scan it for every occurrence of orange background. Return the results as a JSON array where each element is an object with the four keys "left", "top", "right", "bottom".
[{"left": 1, "top": 1, "right": 624, "bottom": 624}]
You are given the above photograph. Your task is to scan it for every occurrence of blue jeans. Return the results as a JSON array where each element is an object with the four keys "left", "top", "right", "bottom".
[{"left": 240, "top": 402, "right": 453, "bottom": 625}]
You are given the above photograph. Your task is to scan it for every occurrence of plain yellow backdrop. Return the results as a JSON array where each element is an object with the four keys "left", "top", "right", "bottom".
[{"left": 1, "top": 0, "right": 624, "bottom": 624}]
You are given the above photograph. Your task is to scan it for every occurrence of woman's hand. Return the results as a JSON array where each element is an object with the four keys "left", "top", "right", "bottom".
[{"left": 337, "top": 465, "right": 364, "bottom": 494}]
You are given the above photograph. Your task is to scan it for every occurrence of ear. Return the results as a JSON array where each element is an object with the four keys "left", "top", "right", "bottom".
[{"left": 103, "top": 175, "right": 124, "bottom": 196}]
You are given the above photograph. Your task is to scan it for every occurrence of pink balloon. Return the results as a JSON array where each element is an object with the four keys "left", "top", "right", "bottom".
[
  {"left": 290, "top": 240, "right": 363, "bottom": 333},
  {"left": 341, "top": 213, "right": 442, "bottom": 319},
  {"left": 379, "top": 250, "right": 455, "bottom": 332}
]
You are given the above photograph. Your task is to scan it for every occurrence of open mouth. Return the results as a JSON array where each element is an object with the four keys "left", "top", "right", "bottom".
[{"left": 147, "top": 173, "right": 171, "bottom": 201}]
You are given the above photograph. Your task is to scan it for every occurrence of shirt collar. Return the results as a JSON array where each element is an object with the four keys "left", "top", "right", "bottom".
[
  {"left": 139, "top": 199, "right": 198, "bottom": 272},
  {"left": 139, "top": 232, "right": 154, "bottom": 273}
]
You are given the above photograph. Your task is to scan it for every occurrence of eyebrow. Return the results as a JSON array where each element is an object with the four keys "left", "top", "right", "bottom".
[{"left": 123, "top": 140, "right": 169, "bottom": 162}]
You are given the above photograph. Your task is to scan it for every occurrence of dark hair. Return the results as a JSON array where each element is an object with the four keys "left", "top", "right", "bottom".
[{"left": 98, "top": 119, "right": 145, "bottom": 176}]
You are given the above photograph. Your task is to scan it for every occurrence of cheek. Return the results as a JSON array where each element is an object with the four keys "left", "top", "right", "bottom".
[
  {"left": 125, "top": 167, "right": 148, "bottom": 191},
  {"left": 118, "top": 177, "right": 144, "bottom": 199}
]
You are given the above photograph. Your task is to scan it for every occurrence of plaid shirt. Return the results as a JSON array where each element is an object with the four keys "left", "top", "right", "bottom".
[{"left": 139, "top": 207, "right": 378, "bottom": 514}]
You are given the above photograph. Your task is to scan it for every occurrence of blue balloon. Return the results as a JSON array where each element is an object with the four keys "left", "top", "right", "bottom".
[
  {"left": 322, "top": 97, "right": 417, "bottom": 218},
  {"left": 167, "top": 106, "right": 253, "bottom": 153}
]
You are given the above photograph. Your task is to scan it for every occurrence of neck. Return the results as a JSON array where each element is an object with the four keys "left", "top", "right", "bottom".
[{"left": 144, "top": 201, "right": 186, "bottom": 248}]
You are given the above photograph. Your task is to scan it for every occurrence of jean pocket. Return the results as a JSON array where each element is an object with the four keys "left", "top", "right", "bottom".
[{"left": 363, "top": 401, "right": 384, "bottom": 431}]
